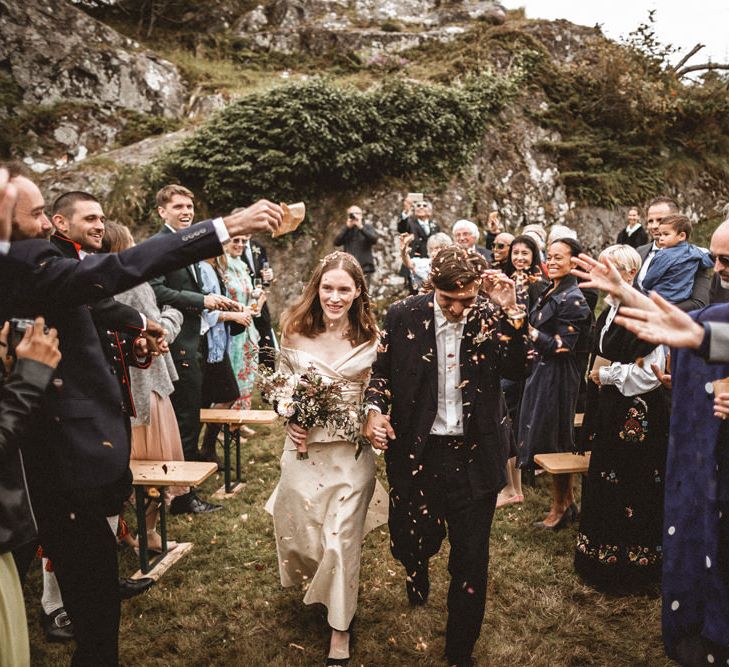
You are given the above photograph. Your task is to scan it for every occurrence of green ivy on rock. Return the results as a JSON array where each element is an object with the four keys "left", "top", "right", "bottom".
[{"left": 155, "top": 74, "right": 519, "bottom": 212}]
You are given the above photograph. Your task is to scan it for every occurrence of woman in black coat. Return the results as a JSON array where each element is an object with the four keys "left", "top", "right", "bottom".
[{"left": 517, "top": 238, "right": 592, "bottom": 528}]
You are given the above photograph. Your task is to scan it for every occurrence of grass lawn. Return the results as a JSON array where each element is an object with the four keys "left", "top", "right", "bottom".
[{"left": 26, "top": 420, "right": 670, "bottom": 666}]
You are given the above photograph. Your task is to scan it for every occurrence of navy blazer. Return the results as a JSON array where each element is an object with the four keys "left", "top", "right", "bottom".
[
  {"left": 0, "top": 219, "right": 223, "bottom": 495},
  {"left": 366, "top": 292, "right": 531, "bottom": 500}
]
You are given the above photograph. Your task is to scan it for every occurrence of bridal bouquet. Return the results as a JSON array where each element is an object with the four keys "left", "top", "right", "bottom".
[{"left": 257, "top": 366, "right": 370, "bottom": 460}]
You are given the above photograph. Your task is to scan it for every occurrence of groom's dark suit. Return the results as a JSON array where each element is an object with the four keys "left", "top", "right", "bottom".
[{"left": 366, "top": 292, "right": 530, "bottom": 664}]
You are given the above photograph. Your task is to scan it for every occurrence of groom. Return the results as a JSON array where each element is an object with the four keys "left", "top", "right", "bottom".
[{"left": 364, "top": 247, "right": 531, "bottom": 667}]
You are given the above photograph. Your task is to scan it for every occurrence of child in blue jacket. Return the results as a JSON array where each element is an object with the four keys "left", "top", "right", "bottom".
[{"left": 642, "top": 215, "right": 713, "bottom": 303}]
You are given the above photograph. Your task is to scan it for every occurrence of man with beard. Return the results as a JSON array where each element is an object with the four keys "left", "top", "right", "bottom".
[{"left": 1, "top": 161, "right": 282, "bottom": 665}]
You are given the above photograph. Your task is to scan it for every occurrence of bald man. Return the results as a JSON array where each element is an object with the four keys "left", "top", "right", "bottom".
[{"left": 709, "top": 220, "right": 729, "bottom": 304}]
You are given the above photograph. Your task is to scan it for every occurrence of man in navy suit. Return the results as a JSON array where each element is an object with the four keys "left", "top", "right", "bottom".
[{"left": 1, "top": 162, "right": 282, "bottom": 666}]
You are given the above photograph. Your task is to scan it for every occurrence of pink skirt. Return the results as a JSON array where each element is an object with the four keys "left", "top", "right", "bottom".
[{"left": 131, "top": 392, "right": 187, "bottom": 499}]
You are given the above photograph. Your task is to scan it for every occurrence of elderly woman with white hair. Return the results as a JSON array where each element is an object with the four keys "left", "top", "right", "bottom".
[
  {"left": 452, "top": 219, "right": 490, "bottom": 260},
  {"left": 574, "top": 243, "right": 669, "bottom": 592},
  {"left": 547, "top": 224, "right": 577, "bottom": 245}
]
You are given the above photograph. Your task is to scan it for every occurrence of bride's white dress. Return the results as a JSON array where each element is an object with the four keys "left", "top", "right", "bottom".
[{"left": 265, "top": 341, "right": 388, "bottom": 630}]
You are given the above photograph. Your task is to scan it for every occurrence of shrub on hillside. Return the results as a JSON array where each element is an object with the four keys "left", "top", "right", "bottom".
[{"left": 155, "top": 74, "right": 519, "bottom": 211}]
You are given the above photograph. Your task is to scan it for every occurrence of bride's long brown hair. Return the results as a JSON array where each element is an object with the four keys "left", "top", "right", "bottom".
[{"left": 280, "top": 251, "right": 378, "bottom": 346}]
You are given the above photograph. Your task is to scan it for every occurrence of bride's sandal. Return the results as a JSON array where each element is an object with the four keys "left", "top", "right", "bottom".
[{"left": 325, "top": 618, "right": 355, "bottom": 666}]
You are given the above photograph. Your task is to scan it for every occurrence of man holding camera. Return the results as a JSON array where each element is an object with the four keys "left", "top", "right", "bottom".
[
  {"left": 333, "top": 205, "right": 378, "bottom": 287},
  {"left": 0, "top": 161, "right": 283, "bottom": 666}
]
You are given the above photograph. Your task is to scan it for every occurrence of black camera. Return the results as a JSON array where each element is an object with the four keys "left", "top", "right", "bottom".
[
  {"left": 348, "top": 212, "right": 358, "bottom": 220},
  {"left": 7, "top": 318, "right": 37, "bottom": 358}
]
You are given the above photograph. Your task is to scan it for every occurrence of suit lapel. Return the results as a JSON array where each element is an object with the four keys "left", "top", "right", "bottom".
[
  {"left": 458, "top": 308, "right": 481, "bottom": 433},
  {"left": 414, "top": 294, "right": 438, "bottom": 408}
]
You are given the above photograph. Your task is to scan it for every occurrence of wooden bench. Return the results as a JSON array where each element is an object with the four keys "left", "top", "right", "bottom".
[
  {"left": 130, "top": 460, "right": 218, "bottom": 578},
  {"left": 199, "top": 409, "right": 278, "bottom": 497},
  {"left": 533, "top": 451, "right": 591, "bottom": 475}
]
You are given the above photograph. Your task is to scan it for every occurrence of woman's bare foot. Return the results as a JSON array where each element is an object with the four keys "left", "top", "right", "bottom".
[
  {"left": 146, "top": 530, "right": 178, "bottom": 553},
  {"left": 496, "top": 492, "right": 524, "bottom": 509}
]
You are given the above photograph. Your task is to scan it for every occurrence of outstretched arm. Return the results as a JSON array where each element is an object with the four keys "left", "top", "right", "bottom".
[{"left": 614, "top": 291, "right": 705, "bottom": 349}]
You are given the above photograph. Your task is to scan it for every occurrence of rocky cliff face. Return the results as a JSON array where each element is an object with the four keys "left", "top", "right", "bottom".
[
  {"left": 234, "top": 0, "right": 506, "bottom": 58},
  {"left": 0, "top": 0, "right": 186, "bottom": 171},
  {"left": 22, "top": 1, "right": 728, "bottom": 318}
]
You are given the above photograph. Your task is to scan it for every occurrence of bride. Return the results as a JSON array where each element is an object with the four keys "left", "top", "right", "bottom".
[{"left": 266, "top": 251, "right": 387, "bottom": 665}]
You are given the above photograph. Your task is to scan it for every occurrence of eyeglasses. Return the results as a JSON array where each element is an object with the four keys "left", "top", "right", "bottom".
[
  {"left": 493, "top": 242, "right": 510, "bottom": 249},
  {"left": 347, "top": 212, "right": 361, "bottom": 219},
  {"left": 230, "top": 239, "right": 245, "bottom": 245},
  {"left": 710, "top": 253, "right": 729, "bottom": 267}
]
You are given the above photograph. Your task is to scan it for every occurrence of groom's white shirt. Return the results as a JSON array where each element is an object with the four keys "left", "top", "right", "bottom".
[{"left": 430, "top": 298, "right": 465, "bottom": 436}]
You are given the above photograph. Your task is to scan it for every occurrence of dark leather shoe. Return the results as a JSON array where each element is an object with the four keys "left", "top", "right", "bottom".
[
  {"left": 170, "top": 492, "right": 222, "bottom": 515},
  {"left": 41, "top": 607, "right": 74, "bottom": 642},
  {"left": 405, "top": 565, "right": 430, "bottom": 606},
  {"left": 448, "top": 657, "right": 476, "bottom": 667},
  {"left": 119, "top": 577, "right": 155, "bottom": 600}
]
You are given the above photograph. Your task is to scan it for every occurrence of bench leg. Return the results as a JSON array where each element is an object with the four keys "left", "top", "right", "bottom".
[
  {"left": 235, "top": 427, "right": 241, "bottom": 485},
  {"left": 223, "top": 424, "right": 232, "bottom": 494},
  {"left": 159, "top": 485, "right": 168, "bottom": 555},
  {"left": 135, "top": 485, "right": 150, "bottom": 575}
]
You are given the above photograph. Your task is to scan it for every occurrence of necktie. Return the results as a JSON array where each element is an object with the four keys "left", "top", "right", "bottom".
[{"left": 245, "top": 242, "right": 255, "bottom": 274}]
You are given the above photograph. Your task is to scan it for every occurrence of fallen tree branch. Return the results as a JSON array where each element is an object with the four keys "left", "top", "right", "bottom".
[
  {"left": 676, "top": 62, "right": 729, "bottom": 77},
  {"left": 672, "top": 43, "right": 705, "bottom": 71}
]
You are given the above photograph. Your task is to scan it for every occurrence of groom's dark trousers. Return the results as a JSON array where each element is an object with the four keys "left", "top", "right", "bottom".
[{"left": 366, "top": 292, "right": 530, "bottom": 664}]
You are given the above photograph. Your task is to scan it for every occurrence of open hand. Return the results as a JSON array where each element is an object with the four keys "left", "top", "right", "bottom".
[
  {"left": 481, "top": 270, "right": 517, "bottom": 310},
  {"left": 615, "top": 291, "right": 704, "bottom": 349}
]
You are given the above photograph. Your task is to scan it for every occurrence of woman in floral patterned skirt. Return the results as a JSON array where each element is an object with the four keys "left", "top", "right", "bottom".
[
  {"left": 224, "top": 236, "right": 262, "bottom": 409},
  {"left": 574, "top": 244, "right": 670, "bottom": 592}
]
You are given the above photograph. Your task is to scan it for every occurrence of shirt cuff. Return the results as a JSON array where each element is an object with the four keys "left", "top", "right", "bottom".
[
  {"left": 14, "top": 358, "right": 56, "bottom": 391},
  {"left": 364, "top": 403, "right": 382, "bottom": 414},
  {"left": 212, "top": 217, "right": 230, "bottom": 245},
  {"left": 0, "top": 240, "right": 9, "bottom": 255},
  {"left": 139, "top": 313, "right": 147, "bottom": 331},
  {"left": 598, "top": 366, "right": 611, "bottom": 385}
]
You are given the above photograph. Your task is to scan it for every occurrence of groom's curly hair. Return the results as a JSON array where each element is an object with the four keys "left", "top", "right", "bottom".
[{"left": 428, "top": 246, "right": 483, "bottom": 292}]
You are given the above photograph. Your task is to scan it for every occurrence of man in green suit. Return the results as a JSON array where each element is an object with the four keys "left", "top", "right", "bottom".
[{"left": 150, "top": 184, "right": 237, "bottom": 514}]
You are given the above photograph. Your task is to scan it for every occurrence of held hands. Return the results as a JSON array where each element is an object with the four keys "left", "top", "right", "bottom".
[
  {"left": 7, "top": 317, "right": 62, "bottom": 370},
  {"left": 364, "top": 410, "right": 396, "bottom": 450},
  {"left": 223, "top": 200, "right": 283, "bottom": 237},
  {"left": 143, "top": 319, "right": 169, "bottom": 356}
]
